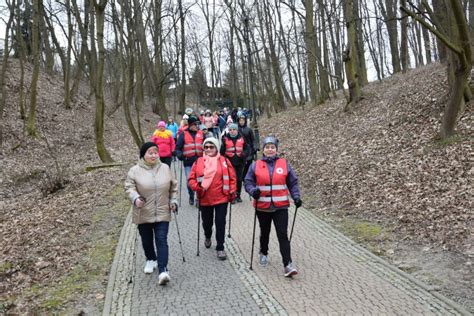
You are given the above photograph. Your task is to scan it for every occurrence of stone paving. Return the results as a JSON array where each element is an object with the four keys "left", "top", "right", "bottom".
[{"left": 103, "top": 161, "right": 471, "bottom": 315}]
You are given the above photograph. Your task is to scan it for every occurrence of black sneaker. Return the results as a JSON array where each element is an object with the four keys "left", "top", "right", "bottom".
[
  {"left": 235, "top": 196, "right": 242, "bottom": 203},
  {"left": 189, "top": 197, "right": 194, "bottom": 205},
  {"left": 204, "top": 238, "right": 211, "bottom": 248}
]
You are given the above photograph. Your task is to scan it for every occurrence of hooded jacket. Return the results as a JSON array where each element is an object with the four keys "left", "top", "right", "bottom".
[
  {"left": 125, "top": 159, "right": 178, "bottom": 224},
  {"left": 238, "top": 120, "right": 257, "bottom": 161}
]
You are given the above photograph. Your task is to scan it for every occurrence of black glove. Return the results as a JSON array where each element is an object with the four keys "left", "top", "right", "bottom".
[
  {"left": 252, "top": 189, "right": 261, "bottom": 200},
  {"left": 294, "top": 198, "right": 302, "bottom": 208}
]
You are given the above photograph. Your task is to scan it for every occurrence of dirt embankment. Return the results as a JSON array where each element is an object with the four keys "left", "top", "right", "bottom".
[{"left": 258, "top": 63, "right": 472, "bottom": 311}]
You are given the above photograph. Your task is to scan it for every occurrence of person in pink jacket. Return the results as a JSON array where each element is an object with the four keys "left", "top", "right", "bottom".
[{"left": 151, "top": 121, "right": 176, "bottom": 166}]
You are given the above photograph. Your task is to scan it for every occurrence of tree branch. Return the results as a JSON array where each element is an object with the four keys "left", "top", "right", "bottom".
[{"left": 400, "top": 6, "right": 462, "bottom": 55}]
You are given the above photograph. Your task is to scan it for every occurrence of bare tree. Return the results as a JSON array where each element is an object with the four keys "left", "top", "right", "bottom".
[
  {"left": 379, "top": 0, "right": 401, "bottom": 73},
  {"left": 304, "top": 0, "right": 320, "bottom": 104},
  {"left": 402, "top": 0, "right": 472, "bottom": 139},
  {"left": 91, "top": 0, "right": 113, "bottom": 162},
  {"left": 26, "top": 0, "right": 41, "bottom": 136},
  {"left": 343, "top": 0, "right": 362, "bottom": 112},
  {"left": 0, "top": 0, "right": 16, "bottom": 147}
]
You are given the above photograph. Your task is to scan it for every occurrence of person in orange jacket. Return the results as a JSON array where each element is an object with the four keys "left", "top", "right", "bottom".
[{"left": 188, "top": 137, "right": 237, "bottom": 260}]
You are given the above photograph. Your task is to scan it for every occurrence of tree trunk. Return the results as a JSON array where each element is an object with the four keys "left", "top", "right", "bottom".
[
  {"left": 92, "top": 0, "right": 113, "bottom": 162},
  {"left": 0, "top": 0, "right": 15, "bottom": 147},
  {"left": 421, "top": 5, "right": 432, "bottom": 64},
  {"left": 354, "top": 0, "right": 368, "bottom": 85},
  {"left": 343, "top": 0, "right": 361, "bottom": 112},
  {"left": 64, "top": 0, "right": 73, "bottom": 109},
  {"left": 400, "top": 0, "right": 409, "bottom": 72},
  {"left": 379, "top": 0, "right": 401, "bottom": 73},
  {"left": 40, "top": 3, "right": 55, "bottom": 75},
  {"left": 27, "top": 0, "right": 41, "bottom": 137},
  {"left": 431, "top": 0, "right": 449, "bottom": 63},
  {"left": 469, "top": 0, "right": 474, "bottom": 64},
  {"left": 15, "top": 0, "right": 26, "bottom": 119},
  {"left": 304, "top": 0, "right": 320, "bottom": 104},
  {"left": 178, "top": 0, "right": 186, "bottom": 115},
  {"left": 318, "top": 0, "right": 331, "bottom": 101},
  {"left": 224, "top": 0, "right": 240, "bottom": 109},
  {"left": 152, "top": 0, "right": 167, "bottom": 118}
]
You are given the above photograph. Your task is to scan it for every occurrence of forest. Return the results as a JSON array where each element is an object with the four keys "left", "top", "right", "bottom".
[{"left": 0, "top": 0, "right": 473, "bottom": 314}]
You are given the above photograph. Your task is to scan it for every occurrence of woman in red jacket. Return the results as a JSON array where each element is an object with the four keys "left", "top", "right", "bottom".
[
  {"left": 188, "top": 137, "right": 237, "bottom": 260},
  {"left": 151, "top": 121, "right": 175, "bottom": 166}
]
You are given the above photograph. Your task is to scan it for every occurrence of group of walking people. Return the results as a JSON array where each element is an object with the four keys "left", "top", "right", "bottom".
[{"left": 124, "top": 109, "right": 303, "bottom": 286}]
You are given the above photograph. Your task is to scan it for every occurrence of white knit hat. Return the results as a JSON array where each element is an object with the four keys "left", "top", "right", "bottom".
[{"left": 203, "top": 137, "right": 219, "bottom": 149}]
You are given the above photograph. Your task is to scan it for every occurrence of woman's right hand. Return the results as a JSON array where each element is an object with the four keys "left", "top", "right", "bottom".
[{"left": 135, "top": 197, "right": 145, "bottom": 208}]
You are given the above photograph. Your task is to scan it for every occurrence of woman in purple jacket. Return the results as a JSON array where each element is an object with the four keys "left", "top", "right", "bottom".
[{"left": 244, "top": 136, "right": 302, "bottom": 277}]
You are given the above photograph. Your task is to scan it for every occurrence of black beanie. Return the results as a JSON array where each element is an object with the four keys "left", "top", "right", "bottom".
[
  {"left": 140, "top": 142, "right": 158, "bottom": 159},
  {"left": 187, "top": 115, "right": 199, "bottom": 126}
]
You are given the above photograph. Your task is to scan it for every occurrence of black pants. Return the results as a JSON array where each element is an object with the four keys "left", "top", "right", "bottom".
[
  {"left": 257, "top": 208, "right": 292, "bottom": 267},
  {"left": 200, "top": 203, "right": 228, "bottom": 251},
  {"left": 232, "top": 163, "right": 244, "bottom": 197},
  {"left": 160, "top": 156, "right": 172, "bottom": 167},
  {"left": 243, "top": 160, "right": 253, "bottom": 184}
]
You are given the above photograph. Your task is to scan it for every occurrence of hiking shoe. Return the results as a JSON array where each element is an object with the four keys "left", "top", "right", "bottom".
[
  {"left": 204, "top": 238, "right": 212, "bottom": 248},
  {"left": 189, "top": 197, "right": 194, "bottom": 205},
  {"left": 284, "top": 263, "right": 298, "bottom": 277},
  {"left": 144, "top": 260, "right": 157, "bottom": 274},
  {"left": 158, "top": 271, "right": 170, "bottom": 285},
  {"left": 259, "top": 253, "right": 268, "bottom": 266},
  {"left": 217, "top": 250, "right": 227, "bottom": 260},
  {"left": 235, "top": 196, "right": 242, "bottom": 203}
]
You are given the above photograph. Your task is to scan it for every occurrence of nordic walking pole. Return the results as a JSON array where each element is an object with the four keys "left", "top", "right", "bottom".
[
  {"left": 179, "top": 161, "right": 183, "bottom": 207},
  {"left": 173, "top": 210, "right": 186, "bottom": 262},
  {"left": 249, "top": 207, "right": 257, "bottom": 270},
  {"left": 227, "top": 201, "right": 232, "bottom": 238},
  {"left": 289, "top": 206, "right": 299, "bottom": 243},
  {"left": 196, "top": 195, "right": 201, "bottom": 256}
]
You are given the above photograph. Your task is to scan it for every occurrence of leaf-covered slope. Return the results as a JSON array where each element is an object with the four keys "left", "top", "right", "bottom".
[{"left": 259, "top": 63, "right": 472, "bottom": 255}]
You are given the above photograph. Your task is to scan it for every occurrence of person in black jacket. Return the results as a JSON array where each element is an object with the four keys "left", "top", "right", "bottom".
[
  {"left": 238, "top": 115, "right": 257, "bottom": 184},
  {"left": 220, "top": 123, "right": 250, "bottom": 203}
]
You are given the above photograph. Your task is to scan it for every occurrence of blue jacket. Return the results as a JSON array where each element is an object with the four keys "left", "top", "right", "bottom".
[
  {"left": 244, "top": 155, "right": 301, "bottom": 210},
  {"left": 166, "top": 122, "right": 179, "bottom": 139}
]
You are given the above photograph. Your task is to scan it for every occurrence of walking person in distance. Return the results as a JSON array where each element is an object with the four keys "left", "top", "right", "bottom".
[{"left": 220, "top": 123, "right": 251, "bottom": 203}]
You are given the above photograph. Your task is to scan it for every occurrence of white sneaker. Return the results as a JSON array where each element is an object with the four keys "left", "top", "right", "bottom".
[
  {"left": 158, "top": 271, "right": 170, "bottom": 285},
  {"left": 144, "top": 260, "right": 157, "bottom": 274}
]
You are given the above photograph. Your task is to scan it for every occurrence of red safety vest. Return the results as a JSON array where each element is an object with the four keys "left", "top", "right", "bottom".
[
  {"left": 195, "top": 156, "right": 231, "bottom": 194},
  {"left": 183, "top": 130, "right": 203, "bottom": 157},
  {"left": 224, "top": 137, "right": 244, "bottom": 158},
  {"left": 253, "top": 158, "right": 289, "bottom": 209}
]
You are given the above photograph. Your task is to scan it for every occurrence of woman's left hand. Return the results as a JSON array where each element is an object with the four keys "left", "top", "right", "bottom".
[{"left": 170, "top": 203, "right": 178, "bottom": 212}]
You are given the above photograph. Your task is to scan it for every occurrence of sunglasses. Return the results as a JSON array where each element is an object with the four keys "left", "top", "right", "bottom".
[{"left": 203, "top": 145, "right": 216, "bottom": 149}]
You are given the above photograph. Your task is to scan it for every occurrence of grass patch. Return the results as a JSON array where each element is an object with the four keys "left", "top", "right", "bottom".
[
  {"left": 341, "top": 220, "right": 383, "bottom": 242},
  {"left": 0, "top": 261, "right": 13, "bottom": 273}
]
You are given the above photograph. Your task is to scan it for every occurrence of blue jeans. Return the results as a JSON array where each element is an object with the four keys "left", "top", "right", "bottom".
[
  {"left": 184, "top": 165, "right": 194, "bottom": 200},
  {"left": 137, "top": 222, "right": 170, "bottom": 273}
]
